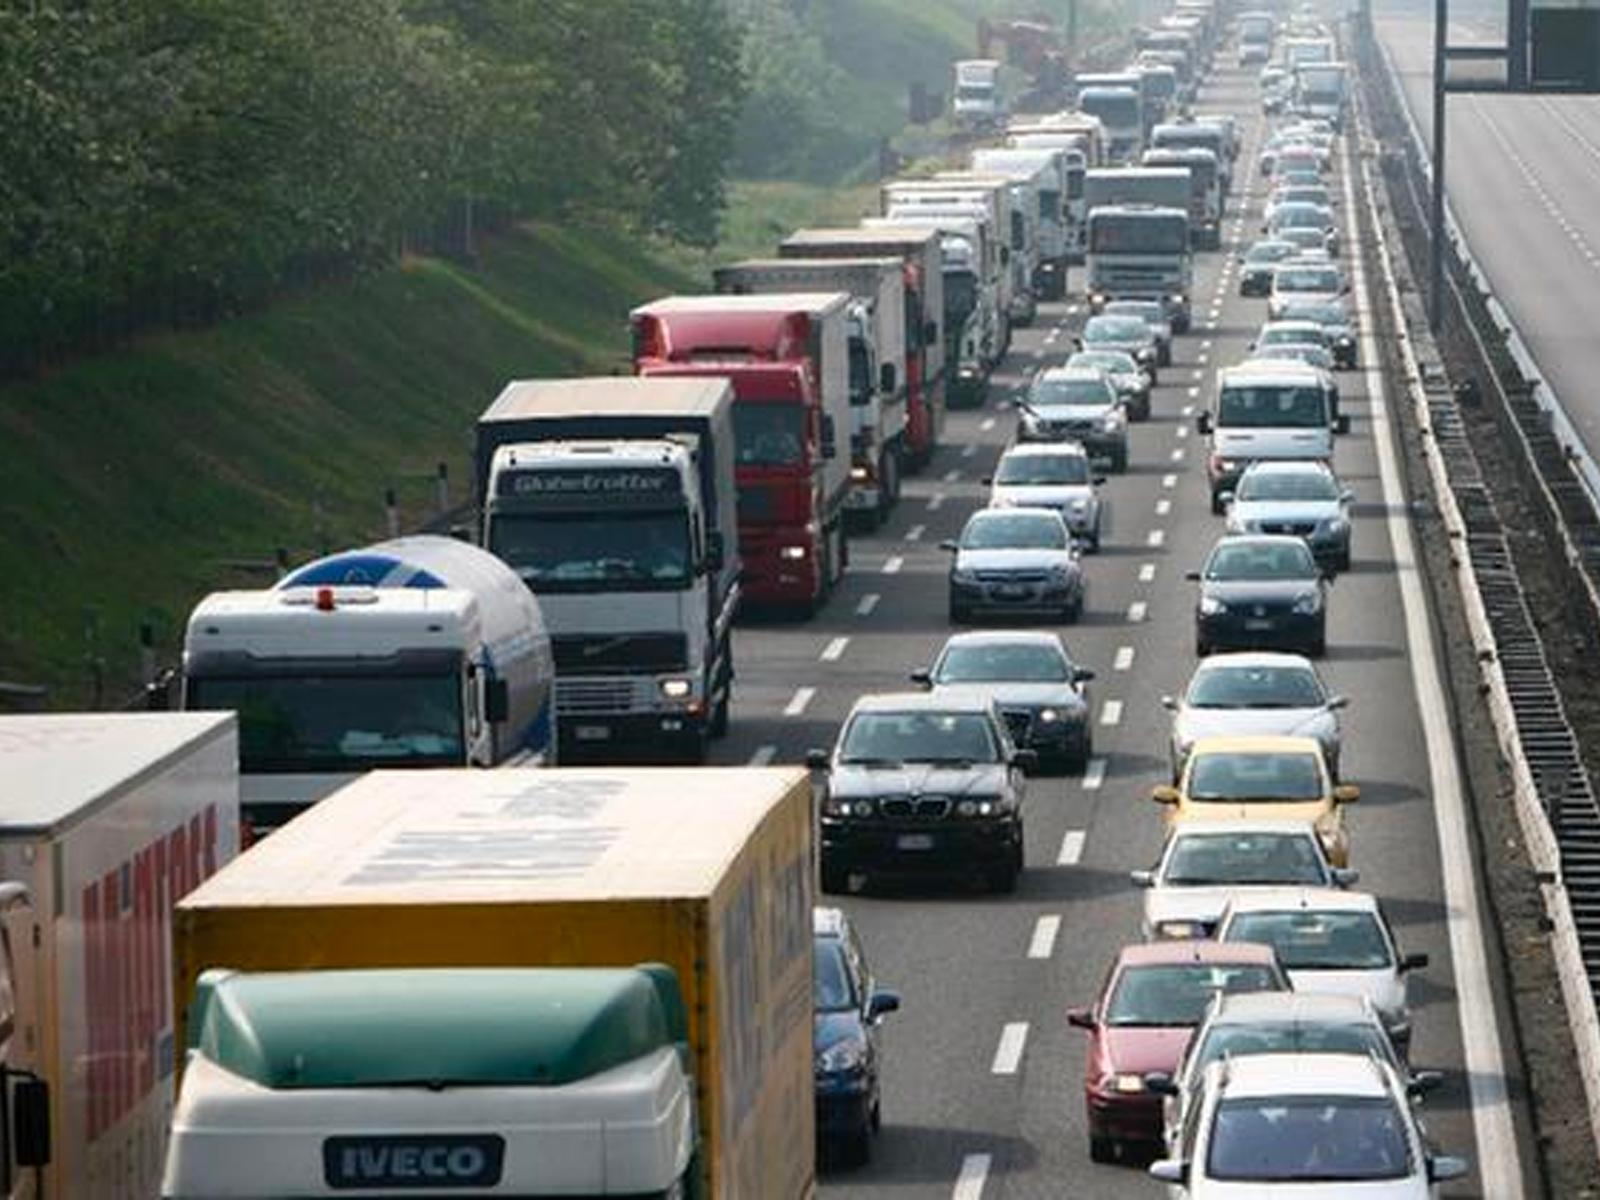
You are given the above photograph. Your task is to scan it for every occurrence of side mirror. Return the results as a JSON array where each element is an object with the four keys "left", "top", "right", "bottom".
[
  {"left": 909, "top": 668, "right": 933, "bottom": 687},
  {"left": 1143, "top": 1071, "right": 1179, "bottom": 1096},
  {"left": 1428, "top": 1155, "right": 1469, "bottom": 1184},
  {"left": 1184, "top": 569, "right": 1202, "bottom": 582},
  {"left": 867, "top": 989, "right": 901, "bottom": 1020},
  {"left": 1331, "top": 867, "right": 1361, "bottom": 888},
  {"left": 981, "top": 476, "right": 994, "bottom": 486},
  {"left": 1074, "top": 667, "right": 1097, "bottom": 683},
  {"left": 1332, "top": 784, "right": 1360, "bottom": 804},
  {"left": 1151, "top": 785, "right": 1182, "bottom": 805},
  {"left": 1066, "top": 1006, "right": 1095, "bottom": 1030},
  {"left": 880, "top": 362, "right": 898, "bottom": 394},
  {"left": 1196, "top": 412, "right": 1213, "bottom": 435},
  {"left": 821, "top": 414, "right": 838, "bottom": 460},
  {"left": 144, "top": 671, "right": 177, "bottom": 713},
  {"left": 1340, "top": 489, "right": 1355, "bottom": 502},
  {"left": 1013, "top": 748, "right": 1040, "bottom": 772},
  {"left": 1326, "top": 694, "right": 1350, "bottom": 711},
  {"left": 939, "top": 539, "right": 960, "bottom": 552},
  {"left": 1335, "top": 414, "right": 1351, "bottom": 435},
  {"left": 1148, "top": 1160, "right": 1188, "bottom": 1185},
  {"left": 805, "top": 748, "right": 830, "bottom": 771},
  {"left": 1160, "top": 695, "right": 1177, "bottom": 711},
  {"left": 1092, "top": 475, "right": 1107, "bottom": 486},
  {"left": 12, "top": 1076, "right": 50, "bottom": 1169},
  {"left": 484, "top": 678, "right": 510, "bottom": 724},
  {"left": 450, "top": 522, "right": 476, "bottom": 543},
  {"left": 1408, "top": 1069, "right": 1445, "bottom": 1097},
  {"left": 705, "top": 531, "right": 726, "bottom": 573},
  {"left": 1217, "top": 490, "right": 1235, "bottom": 509},
  {"left": 1129, "top": 868, "right": 1155, "bottom": 888},
  {"left": 1073, "top": 335, "right": 1084, "bottom": 351},
  {"left": 1400, "top": 952, "right": 1430, "bottom": 973}
]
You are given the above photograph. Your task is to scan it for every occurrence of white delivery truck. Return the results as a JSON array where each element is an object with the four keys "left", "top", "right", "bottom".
[
  {"left": 926, "top": 172, "right": 1038, "bottom": 328},
  {"left": 181, "top": 536, "right": 556, "bottom": 833},
  {"left": 1294, "top": 61, "right": 1349, "bottom": 128},
  {"left": 1084, "top": 167, "right": 1195, "bottom": 329},
  {"left": 972, "top": 148, "right": 1069, "bottom": 299},
  {"left": 952, "top": 59, "right": 1003, "bottom": 126},
  {"left": 1199, "top": 362, "right": 1345, "bottom": 511},
  {"left": 475, "top": 377, "right": 742, "bottom": 761},
  {"left": 712, "top": 258, "right": 908, "bottom": 525},
  {"left": 1010, "top": 119, "right": 1104, "bottom": 265},
  {"left": 0, "top": 712, "right": 239, "bottom": 1199},
  {"left": 883, "top": 179, "right": 1015, "bottom": 352},
  {"left": 1074, "top": 77, "right": 1145, "bottom": 161}
]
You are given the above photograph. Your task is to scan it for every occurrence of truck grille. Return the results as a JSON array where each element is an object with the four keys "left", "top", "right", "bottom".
[
  {"left": 881, "top": 796, "right": 952, "bottom": 818},
  {"left": 556, "top": 677, "right": 648, "bottom": 716},
  {"left": 552, "top": 633, "right": 686, "bottom": 674}
]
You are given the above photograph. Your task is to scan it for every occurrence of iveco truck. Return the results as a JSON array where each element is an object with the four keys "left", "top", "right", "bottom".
[
  {"left": 1084, "top": 168, "right": 1194, "bottom": 329},
  {"left": 475, "top": 377, "right": 739, "bottom": 759},
  {"left": 182, "top": 537, "right": 556, "bottom": 832}
]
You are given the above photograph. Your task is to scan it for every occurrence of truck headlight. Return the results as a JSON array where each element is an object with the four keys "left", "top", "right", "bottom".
[
  {"left": 660, "top": 678, "right": 693, "bottom": 698},
  {"left": 779, "top": 544, "right": 808, "bottom": 560},
  {"left": 850, "top": 465, "right": 871, "bottom": 483},
  {"left": 1069, "top": 499, "right": 1089, "bottom": 513}
]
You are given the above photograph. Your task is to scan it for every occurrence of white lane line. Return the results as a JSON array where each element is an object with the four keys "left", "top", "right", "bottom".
[
  {"left": 1352, "top": 109, "right": 1525, "bottom": 1196},
  {"left": 1128, "top": 599, "right": 1148, "bottom": 622},
  {"left": 1171, "top": 447, "right": 1187, "bottom": 462},
  {"left": 905, "top": 524, "right": 926, "bottom": 542},
  {"left": 882, "top": 555, "right": 904, "bottom": 575},
  {"left": 991, "top": 1023, "right": 1030, "bottom": 1075},
  {"left": 1028, "top": 915, "right": 1062, "bottom": 960},
  {"left": 953, "top": 1153, "right": 992, "bottom": 1200},
  {"left": 1162, "top": 473, "right": 1177, "bottom": 489},
  {"left": 820, "top": 637, "right": 850, "bottom": 662},
  {"left": 1147, "top": 529, "right": 1166, "bottom": 548},
  {"left": 1191, "top": 368, "right": 1206, "bottom": 380},
  {"left": 943, "top": 468, "right": 961, "bottom": 483},
  {"left": 1201, "top": 339, "right": 1213, "bottom": 349},
  {"left": 783, "top": 687, "right": 815, "bottom": 717},
  {"left": 1198, "top": 352, "right": 1210, "bottom": 365},
  {"left": 1100, "top": 699, "right": 1123, "bottom": 727},
  {"left": 748, "top": 744, "right": 777, "bottom": 766},
  {"left": 928, "top": 493, "right": 946, "bottom": 511},
  {"left": 856, "top": 592, "right": 881, "bottom": 616},
  {"left": 962, "top": 443, "right": 978, "bottom": 459},
  {"left": 1066, "top": 303, "right": 1081, "bottom": 315},
  {"left": 1187, "top": 386, "right": 1200, "bottom": 398},
  {"left": 1156, "top": 498, "right": 1172, "bottom": 516},
  {"left": 1175, "top": 425, "right": 1189, "bottom": 440},
  {"left": 981, "top": 416, "right": 997, "bottom": 431},
  {"left": 1139, "top": 563, "right": 1157, "bottom": 583},
  {"left": 1044, "top": 330, "right": 1060, "bottom": 344},
  {"left": 1181, "top": 404, "right": 1195, "bottom": 418},
  {"left": 1114, "top": 645, "right": 1135, "bottom": 671},
  {"left": 1058, "top": 827, "right": 1089, "bottom": 859}
]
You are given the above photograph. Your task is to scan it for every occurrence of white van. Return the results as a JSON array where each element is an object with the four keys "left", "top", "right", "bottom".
[{"left": 1199, "top": 363, "right": 1345, "bottom": 512}]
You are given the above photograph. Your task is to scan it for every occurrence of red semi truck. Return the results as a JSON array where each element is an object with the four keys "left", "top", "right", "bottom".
[
  {"left": 778, "top": 226, "right": 946, "bottom": 472},
  {"left": 632, "top": 293, "right": 853, "bottom": 614}
]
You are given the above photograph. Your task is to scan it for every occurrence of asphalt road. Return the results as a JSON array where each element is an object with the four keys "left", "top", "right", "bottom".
[
  {"left": 708, "top": 56, "right": 1520, "bottom": 1199},
  {"left": 1379, "top": 9, "right": 1600, "bottom": 476}
]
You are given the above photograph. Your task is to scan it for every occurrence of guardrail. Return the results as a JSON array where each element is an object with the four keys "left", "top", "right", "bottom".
[{"left": 1361, "top": 27, "right": 1600, "bottom": 1157}]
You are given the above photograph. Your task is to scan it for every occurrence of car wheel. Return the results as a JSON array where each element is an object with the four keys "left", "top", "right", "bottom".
[
  {"left": 1089, "top": 1135, "right": 1117, "bottom": 1164},
  {"left": 1308, "top": 636, "right": 1327, "bottom": 658},
  {"left": 1196, "top": 637, "right": 1211, "bottom": 657},
  {"left": 948, "top": 603, "right": 969, "bottom": 625},
  {"left": 840, "top": 1122, "right": 872, "bottom": 1167},
  {"left": 820, "top": 861, "right": 849, "bottom": 895}
]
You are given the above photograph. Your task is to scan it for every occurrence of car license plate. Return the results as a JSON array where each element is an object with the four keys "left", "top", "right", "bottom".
[
  {"left": 574, "top": 725, "right": 612, "bottom": 741},
  {"left": 897, "top": 834, "right": 935, "bottom": 851},
  {"left": 996, "top": 584, "right": 1029, "bottom": 599},
  {"left": 1244, "top": 618, "right": 1275, "bottom": 631}
]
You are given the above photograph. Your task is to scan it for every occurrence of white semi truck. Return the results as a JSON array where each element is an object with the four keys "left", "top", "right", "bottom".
[
  {"left": 971, "top": 147, "right": 1069, "bottom": 300},
  {"left": 474, "top": 377, "right": 740, "bottom": 762},
  {"left": 952, "top": 59, "right": 1004, "bottom": 127},
  {"left": 180, "top": 536, "right": 556, "bottom": 833},
  {"left": 882, "top": 179, "right": 1015, "bottom": 353},
  {"left": 712, "top": 258, "right": 908, "bottom": 525},
  {"left": 1084, "top": 167, "right": 1195, "bottom": 330}
]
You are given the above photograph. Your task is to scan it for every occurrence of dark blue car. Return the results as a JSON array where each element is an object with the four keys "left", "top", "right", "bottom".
[{"left": 813, "top": 907, "right": 900, "bottom": 1165}]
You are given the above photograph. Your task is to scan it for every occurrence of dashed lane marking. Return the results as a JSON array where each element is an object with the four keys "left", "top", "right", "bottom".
[
  {"left": 906, "top": 525, "right": 926, "bottom": 542},
  {"left": 928, "top": 493, "right": 946, "bottom": 511},
  {"left": 857, "top": 593, "right": 881, "bottom": 616},
  {"left": 980, "top": 417, "right": 997, "bottom": 431},
  {"left": 1128, "top": 600, "right": 1149, "bottom": 622},
  {"left": 1100, "top": 700, "right": 1123, "bottom": 727},
  {"left": 783, "top": 687, "right": 815, "bottom": 717},
  {"left": 1162, "top": 473, "right": 1177, "bottom": 488},
  {"left": 820, "top": 637, "right": 849, "bottom": 662},
  {"left": 748, "top": 745, "right": 777, "bottom": 766},
  {"left": 883, "top": 556, "right": 904, "bottom": 575},
  {"left": 1139, "top": 563, "right": 1157, "bottom": 582},
  {"left": 1028, "top": 916, "right": 1062, "bottom": 960},
  {"left": 952, "top": 1154, "right": 992, "bottom": 1200},
  {"left": 1147, "top": 529, "right": 1166, "bottom": 548},
  {"left": 1114, "top": 645, "right": 1135, "bottom": 671},
  {"left": 991, "top": 1023, "right": 1030, "bottom": 1075},
  {"left": 943, "top": 469, "right": 961, "bottom": 483},
  {"left": 1156, "top": 498, "right": 1172, "bottom": 516}
]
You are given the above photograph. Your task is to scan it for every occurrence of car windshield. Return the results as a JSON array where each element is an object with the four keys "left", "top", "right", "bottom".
[
  {"left": 1069, "top": 351, "right": 1138, "bottom": 375},
  {"left": 1251, "top": 345, "right": 1332, "bottom": 368},
  {"left": 1104, "top": 302, "right": 1163, "bottom": 324},
  {"left": 935, "top": 641, "right": 1070, "bottom": 683},
  {"left": 1085, "top": 316, "right": 1150, "bottom": 342},
  {"left": 1208, "top": 1096, "right": 1411, "bottom": 1181},
  {"left": 962, "top": 512, "right": 1067, "bottom": 549},
  {"left": 1246, "top": 242, "right": 1295, "bottom": 263},
  {"left": 996, "top": 454, "right": 1090, "bottom": 486},
  {"left": 839, "top": 711, "right": 1000, "bottom": 765},
  {"left": 1217, "top": 385, "right": 1327, "bottom": 428},
  {"left": 1260, "top": 324, "right": 1328, "bottom": 348},
  {"left": 813, "top": 940, "right": 856, "bottom": 1012},
  {"left": 1191, "top": 1023, "right": 1394, "bottom": 1076},
  {"left": 1237, "top": 471, "right": 1339, "bottom": 502},
  {"left": 1205, "top": 540, "right": 1319, "bottom": 579},
  {"left": 1275, "top": 268, "right": 1338, "bottom": 292},
  {"left": 1274, "top": 207, "right": 1330, "bottom": 230},
  {"left": 1163, "top": 832, "right": 1328, "bottom": 886},
  {"left": 1188, "top": 664, "right": 1326, "bottom": 708},
  {"left": 1105, "top": 964, "right": 1283, "bottom": 1027},
  {"left": 1225, "top": 911, "right": 1393, "bottom": 970},
  {"left": 1189, "top": 751, "right": 1325, "bottom": 801},
  {"left": 1031, "top": 376, "right": 1114, "bottom": 407},
  {"left": 1283, "top": 301, "right": 1347, "bottom": 326}
]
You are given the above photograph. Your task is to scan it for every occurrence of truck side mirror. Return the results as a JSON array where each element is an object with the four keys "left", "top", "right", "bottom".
[
  {"left": 1000, "top": 246, "right": 1011, "bottom": 266},
  {"left": 821, "top": 414, "right": 838, "bottom": 460},
  {"left": 924, "top": 320, "right": 939, "bottom": 344},
  {"left": 1335, "top": 414, "right": 1350, "bottom": 435},
  {"left": 705, "top": 532, "right": 726, "bottom": 573},
  {"left": 880, "top": 362, "right": 898, "bottom": 394},
  {"left": 12, "top": 1076, "right": 50, "bottom": 1169},
  {"left": 1196, "top": 411, "right": 1213, "bottom": 435},
  {"left": 484, "top": 678, "right": 510, "bottom": 724}
]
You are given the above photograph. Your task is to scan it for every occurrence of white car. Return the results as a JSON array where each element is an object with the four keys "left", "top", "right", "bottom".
[
  {"left": 1133, "top": 819, "right": 1358, "bottom": 940},
  {"left": 1215, "top": 889, "right": 1429, "bottom": 1058},
  {"left": 1150, "top": 1053, "right": 1467, "bottom": 1196},
  {"left": 1162, "top": 651, "right": 1346, "bottom": 780},
  {"left": 986, "top": 443, "right": 1106, "bottom": 550},
  {"left": 1149, "top": 991, "right": 1442, "bottom": 1152},
  {"left": 1268, "top": 263, "right": 1346, "bottom": 318}
]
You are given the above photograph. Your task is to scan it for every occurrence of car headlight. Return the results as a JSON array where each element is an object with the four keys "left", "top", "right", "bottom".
[
  {"left": 1200, "top": 596, "right": 1227, "bottom": 615},
  {"left": 1135, "top": 347, "right": 1156, "bottom": 364},
  {"left": 952, "top": 568, "right": 977, "bottom": 585},
  {"left": 1155, "top": 919, "right": 1205, "bottom": 939},
  {"left": 1069, "top": 499, "right": 1089, "bottom": 513},
  {"left": 779, "top": 544, "right": 808, "bottom": 561},
  {"left": 824, "top": 797, "right": 875, "bottom": 818},
  {"left": 1101, "top": 412, "right": 1125, "bottom": 432},
  {"left": 1047, "top": 563, "right": 1075, "bottom": 581},
  {"left": 1038, "top": 707, "right": 1061, "bottom": 724},
  {"left": 850, "top": 465, "right": 871, "bottom": 483},
  {"left": 817, "top": 1040, "right": 867, "bottom": 1074},
  {"left": 1110, "top": 1073, "right": 1147, "bottom": 1094},
  {"left": 660, "top": 678, "right": 692, "bottom": 698},
  {"left": 1323, "top": 516, "right": 1349, "bottom": 533},
  {"left": 957, "top": 797, "right": 1008, "bottom": 817},
  {"left": 1293, "top": 591, "right": 1323, "bottom": 614},
  {"left": 1168, "top": 293, "right": 1186, "bottom": 304},
  {"left": 1336, "top": 334, "right": 1355, "bottom": 347}
]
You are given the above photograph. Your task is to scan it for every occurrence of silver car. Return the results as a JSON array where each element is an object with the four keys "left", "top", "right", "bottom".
[
  {"left": 1066, "top": 349, "right": 1153, "bottom": 421},
  {"left": 1225, "top": 460, "right": 1353, "bottom": 571},
  {"left": 1101, "top": 299, "right": 1174, "bottom": 367},
  {"left": 1017, "top": 367, "right": 1129, "bottom": 471},
  {"left": 986, "top": 443, "right": 1106, "bottom": 550},
  {"left": 1162, "top": 652, "right": 1346, "bottom": 779},
  {"left": 943, "top": 508, "right": 1086, "bottom": 624}
]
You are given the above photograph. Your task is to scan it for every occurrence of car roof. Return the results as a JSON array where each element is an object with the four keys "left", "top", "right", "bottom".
[
  {"left": 1213, "top": 1052, "right": 1392, "bottom": 1099},
  {"left": 1000, "top": 441, "right": 1088, "bottom": 458},
  {"left": 966, "top": 506, "right": 1064, "bottom": 523},
  {"left": 1260, "top": 319, "right": 1325, "bottom": 335},
  {"left": 1188, "top": 734, "right": 1326, "bottom": 755},
  {"left": 941, "top": 630, "right": 1067, "bottom": 651},
  {"left": 1118, "top": 940, "right": 1281, "bottom": 967},
  {"left": 850, "top": 691, "right": 997, "bottom": 715},
  {"left": 1222, "top": 886, "right": 1379, "bottom": 914},
  {"left": 1209, "top": 990, "right": 1377, "bottom": 1024},
  {"left": 1238, "top": 459, "right": 1336, "bottom": 477},
  {"left": 1167, "top": 817, "right": 1323, "bottom": 838},
  {"left": 1038, "top": 365, "right": 1112, "bottom": 382},
  {"left": 1192, "top": 650, "right": 1317, "bottom": 670}
]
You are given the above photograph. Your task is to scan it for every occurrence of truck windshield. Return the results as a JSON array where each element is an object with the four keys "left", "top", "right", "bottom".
[
  {"left": 1040, "top": 189, "right": 1061, "bottom": 221},
  {"left": 944, "top": 271, "right": 978, "bottom": 329},
  {"left": 1089, "top": 214, "right": 1188, "bottom": 253},
  {"left": 733, "top": 404, "right": 807, "bottom": 468},
  {"left": 1080, "top": 92, "right": 1139, "bottom": 128},
  {"left": 490, "top": 512, "right": 692, "bottom": 590},
  {"left": 189, "top": 674, "right": 464, "bottom": 772}
]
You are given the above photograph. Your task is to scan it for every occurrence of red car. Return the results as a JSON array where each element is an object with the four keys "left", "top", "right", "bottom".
[{"left": 1067, "top": 940, "right": 1288, "bottom": 1163}]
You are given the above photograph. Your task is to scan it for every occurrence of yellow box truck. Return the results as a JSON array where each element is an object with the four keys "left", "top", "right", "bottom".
[{"left": 165, "top": 767, "right": 815, "bottom": 1200}]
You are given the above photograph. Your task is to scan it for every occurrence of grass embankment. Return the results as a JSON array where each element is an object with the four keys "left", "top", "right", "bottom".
[{"left": 0, "top": 183, "right": 880, "bottom": 706}]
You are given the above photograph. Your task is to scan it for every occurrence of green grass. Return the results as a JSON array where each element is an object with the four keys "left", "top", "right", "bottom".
[{"left": 654, "top": 180, "right": 878, "bottom": 282}]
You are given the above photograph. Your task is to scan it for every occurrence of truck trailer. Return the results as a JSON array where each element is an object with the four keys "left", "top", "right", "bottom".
[
  {"left": 970, "top": 147, "right": 1069, "bottom": 299},
  {"left": 0, "top": 712, "right": 239, "bottom": 1199},
  {"left": 181, "top": 536, "right": 556, "bottom": 831},
  {"left": 473, "top": 377, "right": 739, "bottom": 757},
  {"left": 164, "top": 766, "right": 817, "bottom": 1200}
]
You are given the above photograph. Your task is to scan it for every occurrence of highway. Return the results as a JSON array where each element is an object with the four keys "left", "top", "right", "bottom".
[
  {"left": 1379, "top": 8, "right": 1600, "bottom": 477},
  {"left": 708, "top": 55, "right": 1525, "bottom": 1199}
]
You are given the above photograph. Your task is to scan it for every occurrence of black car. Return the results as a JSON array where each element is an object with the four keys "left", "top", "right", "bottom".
[
  {"left": 1238, "top": 239, "right": 1299, "bottom": 297},
  {"left": 1188, "top": 534, "right": 1328, "bottom": 657},
  {"left": 809, "top": 692, "right": 1033, "bottom": 892},
  {"left": 813, "top": 906, "right": 900, "bottom": 1164}
]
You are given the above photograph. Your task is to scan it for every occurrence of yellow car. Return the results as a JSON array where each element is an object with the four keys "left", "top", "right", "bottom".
[{"left": 1151, "top": 735, "right": 1357, "bottom": 865}]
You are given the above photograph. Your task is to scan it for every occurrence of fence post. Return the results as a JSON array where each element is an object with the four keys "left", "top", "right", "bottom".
[
  {"left": 436, "top": 462, "right": 451, "bottom": 517},
  {"left": 385, "top": 488, "right": 400, "bottom": 538}
]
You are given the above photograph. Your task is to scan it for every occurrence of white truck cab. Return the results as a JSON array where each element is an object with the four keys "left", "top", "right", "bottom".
[{"left": 953, "top": 59, "right": 1003, "bottom": 126}]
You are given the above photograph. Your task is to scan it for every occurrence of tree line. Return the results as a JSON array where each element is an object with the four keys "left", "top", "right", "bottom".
[{"left": 0, "top": 0, "right": 744, "bottom": 377}]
